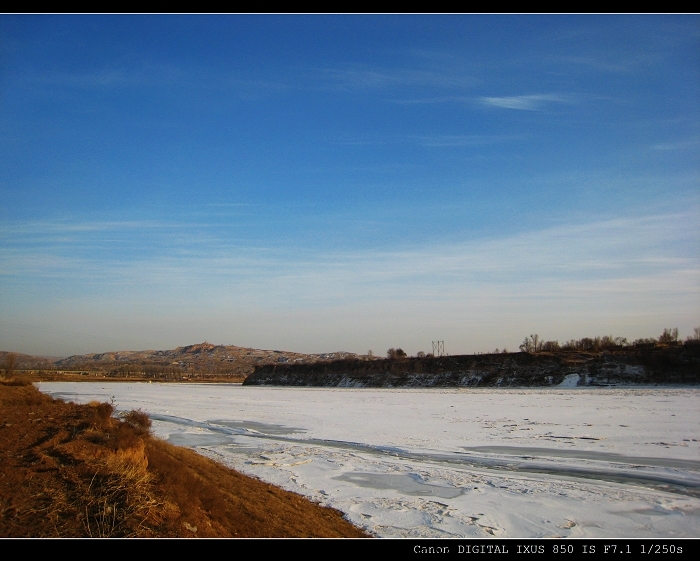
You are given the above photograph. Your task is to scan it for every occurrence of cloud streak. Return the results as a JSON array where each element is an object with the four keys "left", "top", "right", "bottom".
[
  {"left": 480, "top": 94, "right": 571, "bottom": 111},
  {"left": 2, "top": 212, "right": 696, "bottom": 299},
  {"left": 413, "top": 134, "right": 527, "bottom": 147},
  {"left": 318, "top": 66, "right": 479, "bottom": 91},
  {"left": 653, "top": 138, "right": 700, "bottom": 151},
  {"left": 2, "top": 211, "right": 697, "bottom": 355}
]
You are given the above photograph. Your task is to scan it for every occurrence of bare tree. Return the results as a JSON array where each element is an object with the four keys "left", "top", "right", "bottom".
[
  {"left": 541, "top": 340, "right": 560, "bottom": 352},
  {"left": 4, "top": 353, "right": 17, "bottom": 378},
  {"left": 659, "top": 328, "right": 679, "bottom": 343},
  {"left": 519, "top": 334, "right": 541, "bottom": 353},
  {"left": 387, "top": 348, "right": 407, "bottom": 360}
]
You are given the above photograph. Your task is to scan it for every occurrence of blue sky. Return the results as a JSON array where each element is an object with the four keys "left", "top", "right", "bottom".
[{"left": 1, "top": 15, "right": 698, "bottom": 356}]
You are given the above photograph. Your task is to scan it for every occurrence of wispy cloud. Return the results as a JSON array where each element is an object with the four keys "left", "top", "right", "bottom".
[
  {"left": 389, "top": 95, "right": 473, "bottom": 105},
  {"left": 480, "top": 94, "right": 571, "bottom": 111},
  {"left": 553, "top": 55, "right": 631, "bottom": 74},
  {"left": 2, "top": 212, "right": 696, "bottom": 299},
  {"left": 413, "top": 134, "right": 526, "bottom": 147},
  {"left": 318, "top": 66, "right": 479, "bottom": 91},
  {"left": 653, "top": 138, "right": 700, "bottom": 151},
  {"left": 0, "top": 220, "right": 167, "bottom": 235},
  {"left": 2, "top": 211, "right": 697, "bottom": 355},
  {"left": 19, "top": 64, "right": 190, "bottom": 90}
]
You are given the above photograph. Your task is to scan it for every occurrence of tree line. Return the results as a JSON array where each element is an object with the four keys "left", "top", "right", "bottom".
[
  {"left": 379, "top": 326, "right": 700, "bottom": 360},
  {"left": 519, "top": 327, "right": 700, "bottom": 353}
]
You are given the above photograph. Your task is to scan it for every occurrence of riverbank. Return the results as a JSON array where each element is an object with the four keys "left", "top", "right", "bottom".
[
  {"left": 38, "top": 381, "right": 700, "bottom": 538},
  {"left": 0, "top": 378, "right": 368, "bottom": 537}
]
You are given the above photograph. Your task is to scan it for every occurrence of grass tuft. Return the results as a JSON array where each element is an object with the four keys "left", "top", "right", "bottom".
[
  {"left": 80, "top": 459, "right": 164, "bottom": 537},
  {"left": 120, "top": 409, "right": 152, "bottom": 434}
]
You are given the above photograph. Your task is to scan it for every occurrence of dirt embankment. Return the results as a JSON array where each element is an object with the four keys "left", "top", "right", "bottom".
[
  {"left": 0, "top": 379, "right": 368, "bottom": 538},
  {"left": 244, "top": 344, "right": 700, "bottom": 388}
]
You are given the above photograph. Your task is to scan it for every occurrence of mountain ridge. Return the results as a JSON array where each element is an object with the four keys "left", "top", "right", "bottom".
[{"left": 1, "top": 343, "right": 374, "bottom": 380}]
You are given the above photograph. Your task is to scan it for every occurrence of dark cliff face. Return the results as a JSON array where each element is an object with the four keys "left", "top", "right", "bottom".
[{"left": 243, "top": 344, "right": 700, "bottom": 388}]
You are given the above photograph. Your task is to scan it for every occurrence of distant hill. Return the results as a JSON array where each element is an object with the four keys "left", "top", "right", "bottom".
[
  {"left": 0, "top": 351, "right": 56, "bottom": 370},
  {"left": 2, "top": 343, "right": 375, "bottom": 380}
]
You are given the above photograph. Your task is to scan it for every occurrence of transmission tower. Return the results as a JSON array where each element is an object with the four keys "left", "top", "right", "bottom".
[{"left": 432, "top": 340, "right": 444, "bottom": 357}]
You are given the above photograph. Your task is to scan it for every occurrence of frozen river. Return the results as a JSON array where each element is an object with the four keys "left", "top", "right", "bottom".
[{"left": 39, "top": 382, "right": 700, "bottom": 538}]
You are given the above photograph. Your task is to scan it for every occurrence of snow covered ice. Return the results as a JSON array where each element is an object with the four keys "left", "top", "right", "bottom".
[{"left": 39, "top": 382, "right": 700, "bottom": 538}]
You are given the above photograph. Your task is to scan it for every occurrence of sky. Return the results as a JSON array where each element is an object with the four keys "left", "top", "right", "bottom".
[{"left": 1, "top": 15, "right": 699, "bottom": 357}]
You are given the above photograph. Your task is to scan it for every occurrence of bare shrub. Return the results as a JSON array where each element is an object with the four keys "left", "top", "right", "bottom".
[
  {"left": 121, "top": 410, "right": 152, "bottom": 434},
  {"left": 634, "top": 337, "right": 657, "bottom": 346},
  {"left": 79, "top": 402, "right": 114, "bottom": 431},
  {"left": 541, "top": 340, "right": 560, "bottom": 352}
]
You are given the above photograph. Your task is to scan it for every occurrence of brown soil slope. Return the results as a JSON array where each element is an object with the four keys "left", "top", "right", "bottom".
[{"left": 0, "top": 379, "right": 368, "bottom": 538}]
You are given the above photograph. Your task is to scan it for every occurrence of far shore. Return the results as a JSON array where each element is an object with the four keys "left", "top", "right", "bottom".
[{"left": 11, "top": 371, "right": 247, "bottom": 384}]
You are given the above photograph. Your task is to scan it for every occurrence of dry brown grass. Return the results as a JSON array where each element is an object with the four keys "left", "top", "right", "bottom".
[
  {"left": 0, "top": 380, "right": 368, "bottom": 538},
  {"left": 120, "top": 409, "right": 152, "bottom": 433},
  {"left": 81, "top": 460, "right": 164, "bottom": 537},
  {"left": 0, "top": 376, "right": 30, "bottom": 386},
  {"left": 36, "top": 456, "right": 165, "bottom": 537}
]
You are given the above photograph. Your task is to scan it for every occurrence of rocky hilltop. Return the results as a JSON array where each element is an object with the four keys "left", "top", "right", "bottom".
[
  {"left": 243, "top": 343, "right": 700, "bottom": 388},
  {"left": 10, "top": 343, "right": 370, "bottom": 380}
]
